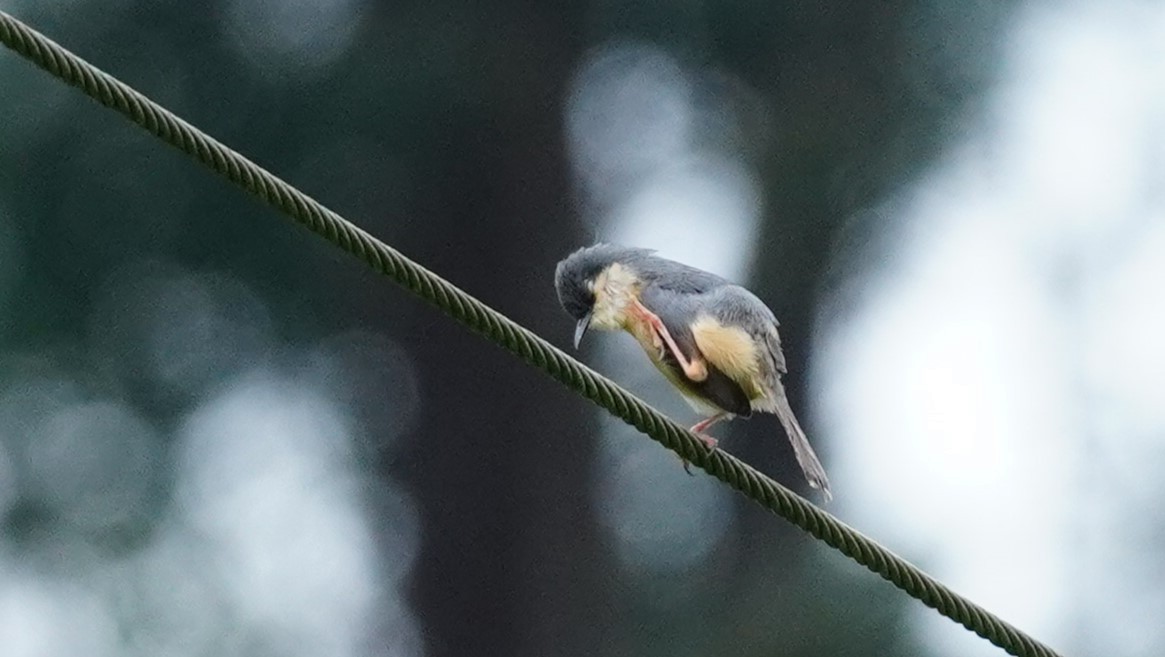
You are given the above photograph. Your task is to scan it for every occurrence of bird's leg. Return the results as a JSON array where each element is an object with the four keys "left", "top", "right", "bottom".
[
  {"left": 681, "top": 413, "right": 727, "bottom": 475},
  {"left": 630, "top": 299, "right": 708, "bottom": 382},
  {"left": 690, "top": 414, "right": 726, "bottom": 440}
]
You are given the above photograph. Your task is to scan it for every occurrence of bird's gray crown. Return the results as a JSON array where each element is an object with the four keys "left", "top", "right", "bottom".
[{"left": 554, "top": 243, "right": 654, "bottom": 319}]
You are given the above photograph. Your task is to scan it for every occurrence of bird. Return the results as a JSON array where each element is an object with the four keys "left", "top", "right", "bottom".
[{"left": 554, "top": 243, "right": 831, "bottom": 501}]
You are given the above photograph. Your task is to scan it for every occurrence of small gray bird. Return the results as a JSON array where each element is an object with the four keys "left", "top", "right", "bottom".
[{"left": 554, "top": 243, "right": 831, "bottom": 500}]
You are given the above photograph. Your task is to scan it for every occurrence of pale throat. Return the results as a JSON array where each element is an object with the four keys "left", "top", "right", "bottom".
[{"left": 589, "top": 263, "right": 640, "bottom": 331}]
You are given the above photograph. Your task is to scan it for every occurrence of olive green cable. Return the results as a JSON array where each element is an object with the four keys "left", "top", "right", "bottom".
[{"left": 0, "top": 11, "right": 1062, "bottom": 657}]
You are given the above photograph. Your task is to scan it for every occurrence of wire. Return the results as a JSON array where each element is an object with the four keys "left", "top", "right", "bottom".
[{"left": 0, "top": 10, "right": 1062, "bottom": 657}]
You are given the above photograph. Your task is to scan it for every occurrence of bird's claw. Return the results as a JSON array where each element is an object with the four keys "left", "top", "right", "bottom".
[{"left": 680, "top": 434, "right": 719, "bottom": 476}]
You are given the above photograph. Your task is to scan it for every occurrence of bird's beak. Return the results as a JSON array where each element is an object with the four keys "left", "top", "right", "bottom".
[{"left": 573, "top": 313, "right": 592, "bottom": 350}]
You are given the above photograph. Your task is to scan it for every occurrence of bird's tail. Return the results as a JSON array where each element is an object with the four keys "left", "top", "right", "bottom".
[{"left": 772, "top": 388, "right": 832, "bottom": 502}]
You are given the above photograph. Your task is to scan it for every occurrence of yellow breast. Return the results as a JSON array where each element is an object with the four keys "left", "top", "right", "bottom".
[{"left": 589, "top": 263, "right": 641, "bottom": 331}]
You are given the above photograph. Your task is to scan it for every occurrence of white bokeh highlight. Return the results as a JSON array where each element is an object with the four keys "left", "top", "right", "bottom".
[
  {"left": 0, "top": 262, "right": 423, "bottom": 656},
  {"left": 566, "top": 43, "right": 694, "bottom": 209},
  {"left": 175, "top": 373, "right": 386, "bottom": 657},
  {"left": 818, "top": 2, "right": 1165, "bottom": 655},
  {"left": 0, "top": 572, "right": 118, "bottom": 657}
]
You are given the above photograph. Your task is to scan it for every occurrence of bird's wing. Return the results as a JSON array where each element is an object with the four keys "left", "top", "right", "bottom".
[
  {"left": 690, "top": 285, "right": 786, "bottom": 385},
  {"left": 695, "top": 286, "right": 830, "bottom": 498},
  {"left": 638, "top": 257, "right": 730, "bottom": 295}
]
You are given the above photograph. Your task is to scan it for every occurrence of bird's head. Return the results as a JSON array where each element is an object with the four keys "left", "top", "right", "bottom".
[{"left": 554, "top": 243, "right": 654, "bottom": 348}]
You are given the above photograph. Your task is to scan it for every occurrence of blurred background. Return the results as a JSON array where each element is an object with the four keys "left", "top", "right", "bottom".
[{"left": 1, "top": 0, "right": 1162, "bottom": 655}]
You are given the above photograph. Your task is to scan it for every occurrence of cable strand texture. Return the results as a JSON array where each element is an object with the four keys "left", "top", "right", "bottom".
[{"left": 0, "top": 11, "right": 1061, "bottom": 657}]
